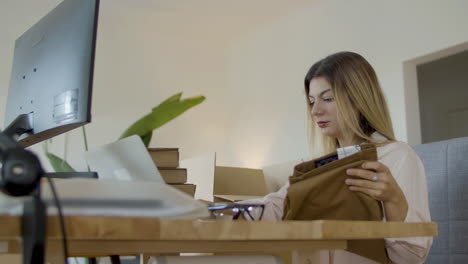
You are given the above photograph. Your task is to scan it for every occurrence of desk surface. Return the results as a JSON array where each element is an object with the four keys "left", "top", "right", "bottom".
[
  {"left": 0, "top": 215, "right": 437, "bottom": 240},
  {"left": 0, "top": 215, "right": 437, "bottom": 260}
]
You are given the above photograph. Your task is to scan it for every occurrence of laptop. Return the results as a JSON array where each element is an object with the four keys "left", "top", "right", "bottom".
[
  {"left": 84, "top": 135, "right": 165, "bottom": 182},
  {"left": 32, "top": 135, "right": 209, "bottom": 218}
]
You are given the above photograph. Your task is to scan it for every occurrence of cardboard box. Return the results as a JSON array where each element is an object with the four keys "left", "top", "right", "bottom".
[
  {"left": 179, "top": 153, "right": 269, "bottom": 202},
  {"left": 213, "top": 166, "right": 268, "bottom": 202}
]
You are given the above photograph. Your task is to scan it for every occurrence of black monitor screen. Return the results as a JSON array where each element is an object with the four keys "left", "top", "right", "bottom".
[{"left": 4, "top": 0, "right": 99, "bottom": 147}]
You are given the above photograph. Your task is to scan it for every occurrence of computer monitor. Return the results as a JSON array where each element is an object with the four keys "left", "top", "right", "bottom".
[{"left": 3, "top": 0, "right": 100, "bottom": 147}]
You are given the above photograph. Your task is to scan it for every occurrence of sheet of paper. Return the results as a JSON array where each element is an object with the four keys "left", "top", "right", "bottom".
[{"left": 180, "top": 152, "right": 216, "bottom": 201}]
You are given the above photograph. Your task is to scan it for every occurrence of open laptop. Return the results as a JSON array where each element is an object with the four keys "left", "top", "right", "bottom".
[
  {"left": 84, "top": 135, "right": 165, "bottom": 182},
  {"left": 32, "top": 135, "right": 209, "bottom": 218}
]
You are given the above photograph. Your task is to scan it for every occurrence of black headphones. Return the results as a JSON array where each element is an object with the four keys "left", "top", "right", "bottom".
[{"left": 0, "top": 133, "right": 43, "bottom": 197}]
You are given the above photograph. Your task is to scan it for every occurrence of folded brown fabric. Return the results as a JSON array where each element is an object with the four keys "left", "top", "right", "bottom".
[{"left": 283, "top": 144, "right": 391, "bottom": 264}]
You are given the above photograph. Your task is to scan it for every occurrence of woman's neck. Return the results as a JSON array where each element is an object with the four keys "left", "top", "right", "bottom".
[{"left": 337, "top": 135, "right": 364, "bottom": 148}]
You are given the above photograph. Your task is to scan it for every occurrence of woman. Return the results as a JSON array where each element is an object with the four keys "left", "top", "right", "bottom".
[{"left": 241, "top": 52, "right": 432, "bottom": 263}]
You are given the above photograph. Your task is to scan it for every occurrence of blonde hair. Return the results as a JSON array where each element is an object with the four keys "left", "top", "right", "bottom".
[{"left": 304, "top": 52, "right": 395, "bottom": 155}]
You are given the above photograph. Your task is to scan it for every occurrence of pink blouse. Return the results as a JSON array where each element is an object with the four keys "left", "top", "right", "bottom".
[{"left": 240, "top": 133, "right": 433, "bottom": 264}]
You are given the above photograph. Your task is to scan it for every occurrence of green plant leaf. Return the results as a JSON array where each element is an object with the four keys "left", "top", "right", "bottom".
[
  {"left": 45, "top": 152, "right": 76, "bottom": 172},
  {"left": 153, "top": 92, "right": 183, "bottom": 110},
  {"left": 119, "top": 94, "right": 206, "bottom": 142},
  {"left": 141, "top": 131, "right": 153, "bottom": 147}
]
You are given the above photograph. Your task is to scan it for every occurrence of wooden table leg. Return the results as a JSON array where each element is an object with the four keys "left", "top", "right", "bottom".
[
  {"left": 140, "top": 254, "right": 151, "bottom": 264},
  {"left": 45, "top": 241, "right": 65, "bottom": 264},
  {"left": 45, "top": 255, "right": 65, "bottom": 264},
  {"left": 291, "top": 250, "right": 323, "bottom": 264},
  {"left": 0, "top": 254, "right": 21, "bottom": 264}
]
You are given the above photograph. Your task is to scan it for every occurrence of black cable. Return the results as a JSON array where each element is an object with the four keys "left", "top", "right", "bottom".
[{"left": 45, "top": 175, "right": 69, "bottom": 264}]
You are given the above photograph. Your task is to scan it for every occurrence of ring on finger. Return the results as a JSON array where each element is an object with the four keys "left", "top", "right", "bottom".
[{"left": 372, "top": 173, "right": 379, "bottom": 182}]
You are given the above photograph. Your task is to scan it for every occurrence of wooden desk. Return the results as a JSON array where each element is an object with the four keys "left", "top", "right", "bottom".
[{"left": 0, "top": 215, "right": 437, "bottom": 264}]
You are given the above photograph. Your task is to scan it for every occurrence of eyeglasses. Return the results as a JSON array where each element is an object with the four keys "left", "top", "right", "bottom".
[{"left": 207, "top": 203, "right": 265, "bottom": 221}]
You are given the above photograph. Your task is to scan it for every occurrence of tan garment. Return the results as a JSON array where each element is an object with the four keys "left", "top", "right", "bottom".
[{"left": 283, "top": 144, "right": 391, "bottom": 264}]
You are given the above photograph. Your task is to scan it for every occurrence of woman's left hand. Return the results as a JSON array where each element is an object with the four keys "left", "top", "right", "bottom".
[{"left": 345, "top": 161, "right": 408, "bottom": 221}]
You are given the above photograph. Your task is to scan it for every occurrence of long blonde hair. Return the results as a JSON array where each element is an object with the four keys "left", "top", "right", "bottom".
[{"left": 304, "top": 52, "right": 395, "bottom": 155}]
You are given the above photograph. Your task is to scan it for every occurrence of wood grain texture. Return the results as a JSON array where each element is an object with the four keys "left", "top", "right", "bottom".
[
  {"left": 0, "top": 215, "right": 437, "bottom": 264},
  {"left": 45, "top": 240, "right": 345, "bottom": 256},
  {"left": 0, "top": 215, "right": 437, "bottom": 241}
]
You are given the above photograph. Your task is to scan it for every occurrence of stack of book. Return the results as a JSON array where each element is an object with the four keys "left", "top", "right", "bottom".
[{"left": 148, "top": 148, "right": 196, "bottom": 197}]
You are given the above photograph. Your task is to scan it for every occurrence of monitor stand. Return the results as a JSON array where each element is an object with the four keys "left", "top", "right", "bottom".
[
  {"left": 4, "top": 113, "right": 98, "bottom": 179},
  {"left": 3, "top": 113, "right": 33, "bottom": 140},
  {"left": 0, "top": 115, "right": 98, "bottom": 264},
  {"left": 0, "top": 127, "right": 47, "bottom": 264}
]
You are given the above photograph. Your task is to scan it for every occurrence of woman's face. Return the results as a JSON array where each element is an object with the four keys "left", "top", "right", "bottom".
[{"left": 308, "top": 77, "right": 343, "bottom": 139}]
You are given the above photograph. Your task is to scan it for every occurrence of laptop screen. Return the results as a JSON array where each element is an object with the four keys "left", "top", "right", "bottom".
[{"left": 84, "top": 135, "right": 165, "bottom": 183}]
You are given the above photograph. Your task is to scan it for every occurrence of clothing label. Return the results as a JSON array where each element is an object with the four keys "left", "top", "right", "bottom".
[
  {"left": 314, "top": 154, "right": 339, "bottom": 168},
  {"left": 337, "top": 145, "right": 362, "bottom": 159},
  {"left": 313, "top": 145, "right": 362, "bottom": 168}
]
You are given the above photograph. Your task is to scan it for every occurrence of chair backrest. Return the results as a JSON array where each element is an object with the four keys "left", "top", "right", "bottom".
[{"left": 413, "top": 137, "right": 468, "bottom": 263}]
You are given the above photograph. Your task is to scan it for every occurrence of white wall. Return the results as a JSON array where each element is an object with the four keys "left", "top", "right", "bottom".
[{"left": 1, "top": 0, "right": 468, "bottom": 172}]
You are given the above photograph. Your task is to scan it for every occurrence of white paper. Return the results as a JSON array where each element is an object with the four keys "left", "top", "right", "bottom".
[{"left": 180, "top": 152, "right": 216, "bottom": 201}]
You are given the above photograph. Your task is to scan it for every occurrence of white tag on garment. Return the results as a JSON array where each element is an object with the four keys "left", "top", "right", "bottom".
[{"left": 337, "top": 145, "right": 362, "bottom": 159}]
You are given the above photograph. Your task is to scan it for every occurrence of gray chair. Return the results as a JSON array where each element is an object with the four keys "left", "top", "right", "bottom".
[{"left": 414, "top": 136, "right": 468, "bottom": 263}]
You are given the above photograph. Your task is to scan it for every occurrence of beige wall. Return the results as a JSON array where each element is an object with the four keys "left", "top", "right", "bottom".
[{"left": 1, "top": 0, "right": 468, "bottom": 172}]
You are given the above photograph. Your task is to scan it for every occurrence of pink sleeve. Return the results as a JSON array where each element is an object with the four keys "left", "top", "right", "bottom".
[{"left": 383, "top": 149, "right": 433, "bottom": 263}]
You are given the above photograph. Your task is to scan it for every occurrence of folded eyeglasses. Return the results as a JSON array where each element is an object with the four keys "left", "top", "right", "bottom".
[{"left": 207, "top": 203, "right": 265, "bottom": 221}]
